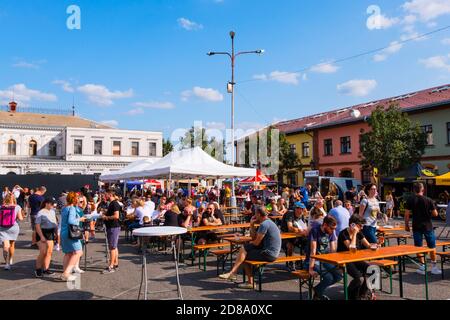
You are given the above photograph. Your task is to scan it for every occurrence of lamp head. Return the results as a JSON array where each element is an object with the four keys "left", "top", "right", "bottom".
[
  {"left": 207, "top": 52, "right": 215, "bottom": 56},
  {"left": 257, "top": 49, "right": 265, "bottom": 55},
  {"left": 230, "top": 31, "right": 235, "bottom": 39}
]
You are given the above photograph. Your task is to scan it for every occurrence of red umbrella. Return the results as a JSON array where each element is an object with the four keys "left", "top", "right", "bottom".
[
  {"left": 144, "top": 179, "right": 162, "bottom": 187},
  {"left": 239, "top": 170, "right": 274, "bottom": 184}
]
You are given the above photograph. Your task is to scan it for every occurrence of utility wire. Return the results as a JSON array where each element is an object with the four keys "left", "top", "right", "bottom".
[{"left": 239, "top": 24, "right": 450, "bottom": 84}]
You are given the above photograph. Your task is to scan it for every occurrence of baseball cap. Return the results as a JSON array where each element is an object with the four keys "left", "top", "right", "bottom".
[{"left": 294, "top": 201, "right": 306, "bottom": 209}]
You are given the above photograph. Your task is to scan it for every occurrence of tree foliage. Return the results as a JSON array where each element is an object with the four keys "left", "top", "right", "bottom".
[
  {"left": 179, "top": 126, "right": 225, "bottom": 160},
  {"left": 163, "top": 138, "right": 174, "bottom": 156},
  {"left": 360, "top": 105, "right": 427, "bottom": 176}
]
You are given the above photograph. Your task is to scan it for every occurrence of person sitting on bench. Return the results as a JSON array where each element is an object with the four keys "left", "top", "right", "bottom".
[{"left": 218, "top": 206, "right": 281, "bottom": 289}]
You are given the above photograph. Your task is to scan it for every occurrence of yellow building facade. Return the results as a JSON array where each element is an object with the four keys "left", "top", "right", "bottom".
[{"left": 283, "top": 131, "right": 314, "bottom": 186}]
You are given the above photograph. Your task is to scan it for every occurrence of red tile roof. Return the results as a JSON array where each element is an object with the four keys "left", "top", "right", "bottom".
[{"left": 275, "top": 84, "right": 450, "bottom": 134}]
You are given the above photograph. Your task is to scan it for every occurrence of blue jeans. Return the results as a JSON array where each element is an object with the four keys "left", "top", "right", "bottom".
[
  {"left": 363, "top": 226, "right": 377, "bottom": 244},
  {"left": 305, "top": 261, "right": 342, "bottom": 297}
]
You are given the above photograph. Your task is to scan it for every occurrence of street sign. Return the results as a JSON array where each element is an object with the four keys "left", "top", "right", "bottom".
[{"left": 304, "top": 170, "right": 320, "bottom": 178}]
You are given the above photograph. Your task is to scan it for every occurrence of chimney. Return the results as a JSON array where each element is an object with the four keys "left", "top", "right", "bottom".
[{"left": 9, "top": 101, "right": 17, "bottom": 113}]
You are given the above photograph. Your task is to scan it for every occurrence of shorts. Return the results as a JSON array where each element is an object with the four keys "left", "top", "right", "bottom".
[
  {"left": 106, "top": 227, "right": 121, "bottom": 249},
  {"left": 30, "top": 216, "right": 37, "bottom": 231},
  {"left": 36, "top": 228, "right": 57, "bottom": 242},
  {"left": 413, "top": 230, "right": 436, "bottom": 249},
  {"left": 244, "top": 243, "right": 277, "bottom": 262}
]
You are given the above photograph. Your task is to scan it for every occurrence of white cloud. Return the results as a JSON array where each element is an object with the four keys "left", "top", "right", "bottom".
[
  {"left": 403, "top": 0, "right": 450, "bottom": 22},
  {"left": 206, "top": 122, "right": 226, "bottom": 130},
  {"left": 52, "top": 80, "right": 75, "bottom": 93},
  {"left": 419, "top": 54, "right": 450, "bottom": 72},
  {"left": 310, "top": 62, "right": 340, "bottom": 74},
  {"left": 442, "top": 38, "right": 450, "bottom": 45},
  {"left": 402, "top": 14, "right": 418, "bottom": 25},
  {"left": 0, "top": 83, "right": 57, "bottom": 106},
  {"left": 134, "top": 101, "right": 175, "bottom": 109},
  {"left": 100, "top": 120, "right": 118, "bottom": 127},
  {"left": 77, "top": 84, "right": 133, "bottom": 106},
  {"left": 337, "top": 79, "right": 378, "bottom": 97},
  {"left": 373, "top": 41, "right": 404, "bottom": 62},
  {"left": 125, "top": 108, "right": 145, "bottom": 116},
  {"left": 12, "top": 59, "right": 46, "bottom": 69},
  {"left": 181, "top": 87, "right": 223, "bottom": 102},
  {"left": 367, "top": 14, "right": 400, "bottom": 30},
  {"left": 177, "top": 18, "right": 203, "bottom": 31},
  {"left": 253, "top": 71, "right": 301, "bottom": 85}
]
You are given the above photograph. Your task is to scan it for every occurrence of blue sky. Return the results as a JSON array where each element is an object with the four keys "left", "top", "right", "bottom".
[{"left": 1, "top": 0, "right": 450, "bottom": 141}]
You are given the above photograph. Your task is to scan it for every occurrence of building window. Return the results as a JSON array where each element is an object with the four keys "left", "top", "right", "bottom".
[
  {"left": 421, "top": 125, "right": 433, "bottom": 145},
  {"left": 29, "top": 140, "right": 37, "bottom": 156},
  {"left": 74, "top": 139, "right": 83, "bottom": 155},
  {"left": 324, "top": 170, "right": 334, "bottom": 177},
  {"left": 324, "top": 139, "right": 333, "bottom": 156},
  {"left": 48, "top": 141, "right": 57, "bottom": 156},
  {"left": 131, "top": 142, "right": 139, "bottom": 156},
  {"left": 302, "top": 142, "right": 310, "bottom": 158},
  {"left": 112, "top": 141, "right": 121, "bottom": 156},
  {"left": 149, "top": 142, "right": 157, "bottom": 157},
  {"left": 289, "top": 144, "right": 296, "bottom": 154},
  {"left": 287, "top": 172, "right": 297, "bottom": 186},
  {"left": 94, "top": 140, "right": 103, "bottom": 155},
  {"left": 447, "top": 122, "right": 450, "bottom": 144},
  {"left": 8, "top": 139, "right": 16, "bottom": 156},
  {"left": 340, "top": 169, "right": 353, "bottom": 178},
  {"left": 340, "top": 136, "right": 351, "bottom": 154}
]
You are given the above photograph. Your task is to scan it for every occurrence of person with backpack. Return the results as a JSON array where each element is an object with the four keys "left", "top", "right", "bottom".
[{"left": 0, "top": 193, "right": 24, "bottom": 270}]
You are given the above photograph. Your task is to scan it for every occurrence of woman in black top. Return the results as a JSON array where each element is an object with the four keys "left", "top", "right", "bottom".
[
  {"left": 164, "top": 205, "right": 181, "bottom": 227},
  {"left": 337, "top": 214, "right": 375, "bottom": 300}
]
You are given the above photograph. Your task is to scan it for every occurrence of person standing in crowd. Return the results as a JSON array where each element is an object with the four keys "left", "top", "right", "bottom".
[
  {"left": 34, "top": 198, "right": 58, "bottom": 277},
  {"left": 28, "top": 186, "right": 46, "bottom": 248},
  {"left": 219, "top": 206, "right": 281, "bottom": 289},
  {"left": 60, "top": 192, "right": 86, "bottom": 281},
  {"left": 344, "top": 200, "right": 354, "bottom": 215},
  {"left": 2, "top": 187, "right": 10, "bottom": 201},
  {"left": 102, "top": 191, "right": 121, "bottom": 274},
  {"left": 328, "top": 200, "right": 350, "bottom": 235},
  {"left": 385, "top": 191, "right": 394, "bottom": 221},
  {"left": 337, "top": 214, "right": 375, "bottom": 300},
  {"left": 359, "top": 184, "right": 380, "bottom": 244},
  {"left": 305, "top": 215, "right": 341, "bottom": 300},
  {"left": 405, "top": 182, "right": 442, "bottom": 275},
  {"left": 0, "top": 194, "right": 24, "bottom": 270}
]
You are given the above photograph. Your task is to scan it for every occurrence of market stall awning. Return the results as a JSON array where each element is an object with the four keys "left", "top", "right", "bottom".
[
  {"left": 436, "top": 172, "right": 450, "bottom": 186},
  {"left": 239, "top": 170, "right": 276, "bottom": 184},
  {"left": 106, "top": 147, "right": 256, "bottom": 180},
  {"left": 99, "top": 158, "right": 160, "bottom": 181},
  {"left": 381, "top": 163, "right": 436, "bottom": 184}
]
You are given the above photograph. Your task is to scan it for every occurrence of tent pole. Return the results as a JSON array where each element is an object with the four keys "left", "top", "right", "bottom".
[{"left": 168, "top": 172, "right": 172, "bottom": 197}]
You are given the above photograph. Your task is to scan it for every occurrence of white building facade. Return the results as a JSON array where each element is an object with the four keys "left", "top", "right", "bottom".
[{"left": 0, "top": 103, "right": 162, "bottom": 175}]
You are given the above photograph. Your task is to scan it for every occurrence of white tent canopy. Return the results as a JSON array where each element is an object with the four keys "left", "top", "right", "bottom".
[
  {"left": 100, "top": 158, "right": 160, "bottom": 182},
  {"left": 101, "top": 147, "right": 256, "bottom": 181}
]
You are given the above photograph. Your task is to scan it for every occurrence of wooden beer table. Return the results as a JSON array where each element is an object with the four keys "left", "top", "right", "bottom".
[{"left": 311, "top": 245, "right": 434, "bottom": 300}]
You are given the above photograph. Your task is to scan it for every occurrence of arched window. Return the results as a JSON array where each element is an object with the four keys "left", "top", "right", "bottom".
[
  {"left": 340, "top": 169, "right": 353, "bottom": 178},
  {"left": 49, "top": 141, "right": 57, "bottom": 157},
  {"left": 324, "top": 170, "right": 334, "bottom": 177},
  {"left": 8, "top": 139, "right": 16, "bottom": 156},
  {"left": 29, "top": 140, "right": 37, "bottom": 156}
]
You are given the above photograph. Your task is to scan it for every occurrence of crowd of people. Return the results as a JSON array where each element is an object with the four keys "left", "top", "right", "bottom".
[{"left": 0, "top": 181, "right": 446, "bottom": 300}]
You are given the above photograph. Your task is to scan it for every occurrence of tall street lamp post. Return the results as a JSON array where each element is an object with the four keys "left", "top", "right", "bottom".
[{"left": 207, "top": 31, "right": 264, "bottom": 209}]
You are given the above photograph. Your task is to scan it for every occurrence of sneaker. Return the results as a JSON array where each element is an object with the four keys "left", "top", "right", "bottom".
[
  {"left": 287, "top": 262, "right": 296, "bottom": 272},
  {"left": 416, "top": 265, "right": 426, "bottom": 275},
  {"left": 219, "top": 272, "right": 237, "bottom": 281},
  {"left": 113, "top": 265, "right": 119, "bottom": 270},
  {"left": 4, "top": 264, "right": 10, "bottom": 271},
  {"left": 60, "top": 274, "right": 77, "bottom": 282},
  {"left": 35, "top": 269, "right": 43, "bottom": 278},
  {"left": 237, "top": 282, "right": 254, "bottom": 290},
  {"left": 431, "top": 266, "right": 442, "bottom": 275},
  {"left": 43, "top": 269, "right": 55, "bottom": 276},
  {"left": 320, "top": 295, "right": 331, "bottom": 300},
  {"left": 55, "top": 244, "right": 60, "bottom": 252},
  {"left": 102, "top": 267, "right": 115, "bottom": 274},
  {"left": 72, "top": 267, "right": 85, "bottom": 274}
]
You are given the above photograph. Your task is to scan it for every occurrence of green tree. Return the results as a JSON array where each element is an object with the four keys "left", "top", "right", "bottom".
[
  {"left": 179, "top": 126, "right": 225, "bottom": 160},
  {"left": 360, "top": 105, "right": 427, "bottom": 177},
  {"left": 163, "top": 138, "right": 174, "bottom": 156},
  {"left": 237, "top": 126, "right": 301, "bottom": 179}
]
